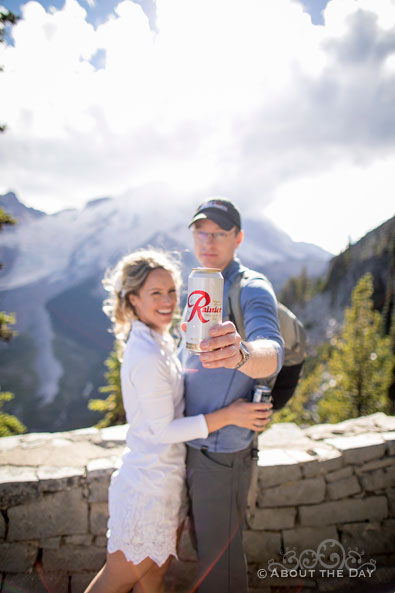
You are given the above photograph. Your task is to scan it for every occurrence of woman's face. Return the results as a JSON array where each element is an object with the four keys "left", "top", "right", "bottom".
[{"left": 128, "top": 268, "right": 178, "bottom": 334}]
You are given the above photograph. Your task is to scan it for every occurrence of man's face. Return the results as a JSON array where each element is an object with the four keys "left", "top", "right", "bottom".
[{"left": 192, "top": 218, "right": 244, "bottom": 271}]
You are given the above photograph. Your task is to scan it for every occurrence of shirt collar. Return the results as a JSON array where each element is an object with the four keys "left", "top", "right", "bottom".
[{"left": 221, "top": 258, "right": 241, "bottom": 280}]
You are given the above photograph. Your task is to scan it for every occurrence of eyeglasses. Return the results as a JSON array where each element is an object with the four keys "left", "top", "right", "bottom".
[{"left": 192, "top": 229, "right": 237, "bottom": 243}]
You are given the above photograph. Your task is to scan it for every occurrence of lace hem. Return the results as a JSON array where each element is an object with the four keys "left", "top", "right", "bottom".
[{"left": 107, "top": 483, "right": 187, "bottom": 567}]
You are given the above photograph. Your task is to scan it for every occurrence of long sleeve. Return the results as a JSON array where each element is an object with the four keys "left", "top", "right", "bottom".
[
  {"left": 241, "top": 276, "right": 285, "bottom": 375},
  {"left": 130, "top": 351, "right": 209, "bottom": 444}
]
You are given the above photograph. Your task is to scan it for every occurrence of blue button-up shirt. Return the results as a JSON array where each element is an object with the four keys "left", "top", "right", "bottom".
[{"left": 182, "top": 259, "right": 284, "bottom": 452}]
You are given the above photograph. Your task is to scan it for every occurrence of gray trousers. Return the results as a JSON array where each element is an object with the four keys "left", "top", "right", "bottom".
[{"left": 186, "top": 444, "right": 253, "bottom": 593}]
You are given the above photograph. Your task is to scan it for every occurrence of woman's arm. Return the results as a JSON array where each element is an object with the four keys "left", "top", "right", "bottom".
[
  {"left": 130, "top": 351, "right": 270, "bottom": 444},
  {"left": 205, "top": 398, "right": 272, "bottom": 433}
]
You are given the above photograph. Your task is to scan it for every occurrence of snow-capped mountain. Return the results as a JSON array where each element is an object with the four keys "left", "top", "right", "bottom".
[{"left": 0, "top": 191, "right": 330, "bottom": 432}]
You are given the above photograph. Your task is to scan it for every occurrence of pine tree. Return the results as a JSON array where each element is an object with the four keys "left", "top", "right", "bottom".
[
  {"left": 88, "top": 344, "right": 126, "bottom": 428},
  {"left": 318, "top": 273, "right": 394, "bottom": 423},
  {"left": 0, "top": 390, "right": 26, "bottom": 437}
]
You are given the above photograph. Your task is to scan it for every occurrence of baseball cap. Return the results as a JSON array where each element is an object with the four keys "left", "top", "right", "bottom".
[{"left": 188, "top": 198, "right": 242, "bottom": 231}]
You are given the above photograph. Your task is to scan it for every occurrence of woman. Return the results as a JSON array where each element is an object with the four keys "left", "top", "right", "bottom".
[{"left": 84, "top": 249, "right": 270, "bottom": 593}]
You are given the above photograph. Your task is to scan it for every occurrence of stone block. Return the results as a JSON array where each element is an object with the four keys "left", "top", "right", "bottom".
[
  {"left": 87, "top": 477, "right": 111, "bottom": 504},
  {"left": 2, "top": 570, "right": 68, "bottom": 593},
  {"left": 387, "top": 489, "right": 395, "bottom": 517},
  {"left": 0, "top": 465, "right": 39, "bottom": 507},
  {"left": 316, "top": 575, "right": 357, "bottom": 592},
  {"left": 42, "top": 545, "right": 106, "bottom": 571},
  {"left": 258, "top": 477, "right": 326, "bottom": 508},
  {"left": 257, "top": 461, "right": 302, "bottom": 488},
  {"left": 301, "top": 459, "right": 322, "bottom": 478},
  {"left": 340, "top": 520, "right": 395, "bottom": 556},
  {"left": 165, "top": 559, "right": 198, "bottom": 593},
  {"left": 360, "top": 465, "right": 395, "bottom": 492},
  {"left": 86, "top": 457, "right": 116, "bottom": 503},
  {"left": 299, "top": 496, "right": 388, "bottom": 527},
  {"left": 94, "top": 535, "right": 108, "bottom": 547},
  {"left": 327, "top": 475, "right": 361, "bottom": 500},
  {"left": 0, "top": 434, "right": 22, "bottom": 451},
  {"left": 39, "top": 536, "right": 61, "bottom": 549},
  {"left": 0, "top": 542, "right": 38, "bottom": 572},
  {"left": 373, "top": 566, "right": 395, "bottom": 586},
  {"left": 325, "top": 434, "right": 386, "bottom": 465},
  {"left": 100, "top": 424, "right": 128, "bottom": 443},
  {"left": 70, "top": 572, "right": 98, "bottom": 593},
  {"left": 250, "top": 507, "right": 296, "bottom": 531},
  {"left": 357, "top": 457, "right": 395, "bottom": 473},
  {"left": 283, "top": 525, "right": 338, "bottom": 556},
  {"left": 0, "top": 511, "right": 5, "bottom": 538},
  {"left": 8, "top": 488, "right": 88, "bottom": 541},
  {"left": 371, "top": 414, "right": 395, "bottom": 431},
  {"left": 383, "top": 431, "right": 395, "bottom": 456},
  {"left": 90, "top": 502, "right": 108, "bottom": 535},
  {"left": 309, "top": 445, "right": 344, "bottom": 473},
  {"left": 37, "top": 465, "right": 84, "bottom": 493},
  {"left": 326, "top": 466, "right": 353, "bottom": 483},
  {"left": 259, "top": 423, "right": 312, "bottom": 448},
  {"left": 64, "top": 534, "right": 93, "bottom": 545},
  {"left": 243, "top": 530, "right": 282, "bottom": 563}
]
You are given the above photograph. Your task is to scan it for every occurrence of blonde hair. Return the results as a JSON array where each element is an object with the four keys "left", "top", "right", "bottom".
[{"left": 103, "top": 248, "right": 182, "bottom": 344}]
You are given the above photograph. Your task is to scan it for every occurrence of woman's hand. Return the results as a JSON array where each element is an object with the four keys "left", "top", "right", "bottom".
[{"left": 227, "top": 398, "right": 273, "bottom": 431}]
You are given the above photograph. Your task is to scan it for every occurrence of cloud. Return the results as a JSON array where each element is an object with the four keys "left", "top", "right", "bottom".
[{"left": 0, "top": 0, "right": 394, "bottom": 251}]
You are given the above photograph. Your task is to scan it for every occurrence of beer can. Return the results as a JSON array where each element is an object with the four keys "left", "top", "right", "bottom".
[
  {"left": 252, "top": 384, "right": 272, "bottom": 403},
  {"left": 186, "top": 268, "right": 224, "bottom": 354}
]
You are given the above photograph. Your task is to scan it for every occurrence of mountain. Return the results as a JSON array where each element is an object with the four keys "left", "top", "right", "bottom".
[
  {"left": 0, "top": 191, "right": 45, "bottom": 225},
  {"left": 0, "top": 191, "right": 331, "bottom": 432},
  {"left": 289, "top": 215, "right": 395, "bottom": 346}
]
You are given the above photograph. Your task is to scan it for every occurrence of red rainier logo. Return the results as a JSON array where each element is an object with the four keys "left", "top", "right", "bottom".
[{"left": 187, "top": 291, "right": 222, "bottom": 323}]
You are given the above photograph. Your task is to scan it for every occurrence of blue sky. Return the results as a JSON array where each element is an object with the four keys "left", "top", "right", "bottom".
[{"left": 1, "top": 0, "right": 394, "bottom": 253}]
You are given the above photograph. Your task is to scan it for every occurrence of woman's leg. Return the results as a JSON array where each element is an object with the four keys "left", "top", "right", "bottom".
[
  {"left": 133, "top": 556, "right": 172, "bottom": 593},
  {"left": 133, "top": 523, "right": 184, "bottom": 593},
  {"left": 84, "top": 550, "right": 156, "bottom": 593}
]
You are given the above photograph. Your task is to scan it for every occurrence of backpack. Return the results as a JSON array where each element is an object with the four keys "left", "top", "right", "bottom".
[{"left": 226, "top": 267, "right": 307, "bottom": 410}]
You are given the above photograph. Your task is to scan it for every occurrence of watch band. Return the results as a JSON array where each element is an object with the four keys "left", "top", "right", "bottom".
[{"left": 233, "top": 341, "right": 250, "bottom": 370}]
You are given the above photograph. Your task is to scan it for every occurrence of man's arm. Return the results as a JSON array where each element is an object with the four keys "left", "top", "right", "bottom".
[
  {"left": 198, "top": 322, "right": 279, "bottom": 379},
  {"left": 197, "top": 275, "right": 284, "bottom": 378}
]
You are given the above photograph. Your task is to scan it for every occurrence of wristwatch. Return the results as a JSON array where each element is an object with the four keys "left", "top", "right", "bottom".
[{"left": 233, "top": 341, "right": 250, "bottom": 370}]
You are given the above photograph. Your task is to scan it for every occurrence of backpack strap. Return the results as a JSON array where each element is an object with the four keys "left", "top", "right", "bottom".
[
  {"left": 226, "top": 267, "right": 306, "bottom": 368},
  {"left": 226, "top": 266, "right": 270, "bottom": 342}
]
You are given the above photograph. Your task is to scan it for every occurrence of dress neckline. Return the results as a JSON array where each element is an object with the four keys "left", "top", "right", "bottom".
[{"left": 131, "top": 320, "right": 175, "bottom": 350}]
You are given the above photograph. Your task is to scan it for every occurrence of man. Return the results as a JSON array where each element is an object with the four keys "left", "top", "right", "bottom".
[{"left": 183, "top": 198, "right": 284, "bottom": 593}]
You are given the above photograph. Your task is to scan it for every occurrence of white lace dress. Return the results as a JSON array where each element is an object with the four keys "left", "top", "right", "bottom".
[{"left": 107, "top": 321, "right": 208, "bottom": 566}]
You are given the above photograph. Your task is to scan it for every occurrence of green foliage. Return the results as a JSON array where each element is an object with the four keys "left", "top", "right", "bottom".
[
  {"left": 0, "top": 389, "right": 26, "bottom": 437},
  {"left": 386, "top": 305, "right": 395, "bottom": 414},
  {"left": 0, "top": 208, "right": 16, "bottom": 229},
  {"left": 273, "top": 343, "right": 332, "bottom": 426},
  {"left": 317, "top": 273, "right": 394, "bottom": 423},
  {"left": 280, "top": 266, "right": 323, "bottom": 309},
  {"left": 0, "top": 311, "right": 16, "bottom": 342},
  {"left": 0, "top": 10, "right": 19, "bottom": 43},
  {"left": 0, "top": 205, "right": 17, "bottom": 342},
  {"left": 89, "top": 343, "right": 126, "bottom": 428}
]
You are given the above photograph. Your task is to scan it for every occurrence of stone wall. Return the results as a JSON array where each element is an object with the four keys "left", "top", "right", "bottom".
[{"left": 1, "top": 413, "right": 395, "bottom": 593}]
